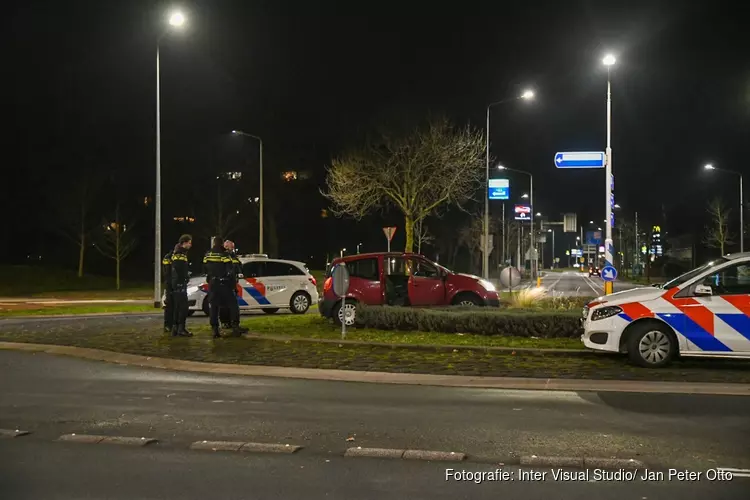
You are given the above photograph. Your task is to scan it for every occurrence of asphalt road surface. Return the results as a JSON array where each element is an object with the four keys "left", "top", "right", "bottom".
[
  {"left": 1, "top": 350, "right": 749, "bottom": 470},
  {"left": 3, "top": 439, "right": 749, "bottom": 500},
  {"left": 544, "top": 271, "right": 642, "bottom": 297}
]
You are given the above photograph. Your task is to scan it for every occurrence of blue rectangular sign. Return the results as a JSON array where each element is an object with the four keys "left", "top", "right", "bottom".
[
  {"left": 488, "top": 178, "right": 509, "bottom": 200},
  {"left": 554, "top": 151, "right": 605, "bottom": 169},
  {"left": 586, "top": 230, "right": 602, "bottom": 246}
]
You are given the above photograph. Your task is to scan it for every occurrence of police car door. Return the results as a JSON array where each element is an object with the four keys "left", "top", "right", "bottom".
[
  {"left": 684, "top": 260, "right": 750, "bottom": 354},
  {"left": 261, "top": 261, "right": 302, "bottom": 307},
  {"left": 239, "top": 261, "right": 271, "bottom": 310}
]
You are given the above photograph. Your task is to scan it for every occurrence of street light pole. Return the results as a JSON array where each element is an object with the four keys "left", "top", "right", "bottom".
[
  {"left": 483, "top": 89, "right": 534, "bottom": 280},
  {"left": 499, "top": 165, "right": 535, "bottom": 278},
  {"left": 153, "top": 11, "right": 186, "bottom": 309},
  {"left": 232, "top": 130, "right": 264, "bottom": 254},
  {"left": 603, "top": 54, "right": 616, "bottom": 295}
]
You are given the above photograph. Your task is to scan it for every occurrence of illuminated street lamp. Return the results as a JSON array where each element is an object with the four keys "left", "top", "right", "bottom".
[
  {"left": 705, "top": 163, "right": 744, "bottom": 252},
  {"left": 483, "top": 89, "right": 535, "bottom": 279},
  {"left": 154, "top": 9, "right": 187, "bottom": 309}
]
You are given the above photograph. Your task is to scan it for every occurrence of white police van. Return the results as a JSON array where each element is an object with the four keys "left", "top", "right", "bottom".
[{"left": 164, "top": 254, "right": 319, "bottom": 316}]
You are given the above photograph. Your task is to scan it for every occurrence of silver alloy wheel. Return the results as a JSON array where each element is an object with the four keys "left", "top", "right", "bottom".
[
  {"left": 338, "top": 302, "right": 356, "bottom": 326},
  {"left": 458, "top": 300, "right": 476, "bottom": 306},
  {"left": 638, "top": 330, "right": 671, "bottom": 364},
  {"left": 293, "top": 294, "right": 309, "bottom": 312}
]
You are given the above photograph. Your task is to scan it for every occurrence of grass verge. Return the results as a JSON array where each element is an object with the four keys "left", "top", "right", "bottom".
[
  {"left": 0, "top": 304, "right": 157, "bottom": 317},
  {"left": 0, "top": 314, "right": 749, "bottom": 382}
]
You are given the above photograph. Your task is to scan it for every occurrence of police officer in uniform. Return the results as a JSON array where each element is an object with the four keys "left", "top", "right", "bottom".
[
  {"left": 162, "top": 250, "right": 174, "bottom": 333},
  {"left": 219, "top": 240, "right": 248, "bottom": 334},
  {"left": 204, "top": 236, "right": 242, "bottom": 338},
  {"left": 170, "top": 234, "right": 193, "bottom": 337}
]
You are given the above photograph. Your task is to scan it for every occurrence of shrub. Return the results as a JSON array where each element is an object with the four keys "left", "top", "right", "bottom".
[
  {"left": 505, "top": 288, "right": 589, "bottom": 312},
  {"left": 356, "top": 305, "right": 582, "bottom": 339}
]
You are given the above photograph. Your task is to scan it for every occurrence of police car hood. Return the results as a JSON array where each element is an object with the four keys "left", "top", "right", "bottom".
[{"left": 590, "top": 286, "right": 663, "bottom": 306}]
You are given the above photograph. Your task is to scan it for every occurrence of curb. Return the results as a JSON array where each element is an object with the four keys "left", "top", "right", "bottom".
[
  {"left": 344, "top": 447, "right": 466, "bottom": 461},
  {"left": 0, "top": 429, "right": 30, "bottom": 438},
  {"left": 190, "top": 441, "right": 302, "bottom": 454},
  {"left": 58, "top": 434, "right": 157, "bottom": 446},
  {"left": 244, "top": 334, "right": 585, "bottom": 355},
  {"left": 521, "top": 455, "right": 646, "bottom": 469},
  {"left": 1, "top": 341, "right": 749, "bottom": 396}
]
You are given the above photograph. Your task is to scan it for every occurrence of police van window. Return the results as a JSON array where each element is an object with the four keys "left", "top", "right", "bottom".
[
  {"left": 265, "top": 261, "right": 305, "bottom": 276},
  {"left": 242, "top": 261, "right": 264, "bottom": 278},
  {"left": 349, "top": 258, "right": 379, "bottom": 281},
  {"left": 701, "top": 263, "right": 750, "bottom": 295}
]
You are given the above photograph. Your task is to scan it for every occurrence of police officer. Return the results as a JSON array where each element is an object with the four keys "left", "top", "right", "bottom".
[
  {"left": 220, "top": 240, "right": 249, "bottom": 334},
  {"left": 162, "top": 250, "right": 174, "bottom": 333},
  {"left": 204, "top": 236, "right": 242, "bottom": 338},
  {"left": 170, "top": 234, "right": 193, "bottom": 337}
]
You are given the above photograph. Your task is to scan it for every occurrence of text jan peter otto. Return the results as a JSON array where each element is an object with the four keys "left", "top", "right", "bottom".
[{"left": 445, "top": 468, "right": 734, "bottom": 483}]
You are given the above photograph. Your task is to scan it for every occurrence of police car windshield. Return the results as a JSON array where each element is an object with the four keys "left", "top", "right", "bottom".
[{"left": 661, "top": 258, "right": 728, "bottom": 290}]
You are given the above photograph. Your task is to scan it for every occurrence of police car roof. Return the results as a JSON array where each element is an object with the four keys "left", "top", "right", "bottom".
[{"left": 238, "top": 255, "right": 309, "bottom": 268}]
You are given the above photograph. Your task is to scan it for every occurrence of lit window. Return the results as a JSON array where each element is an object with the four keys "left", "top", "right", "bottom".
[{"left": 282, "top": 171, "right": 298, "bottom": 181}]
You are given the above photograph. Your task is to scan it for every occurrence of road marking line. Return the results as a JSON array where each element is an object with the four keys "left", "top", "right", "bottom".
[{"left": 580, "top": 275, "right": 602, "bottom": 295}]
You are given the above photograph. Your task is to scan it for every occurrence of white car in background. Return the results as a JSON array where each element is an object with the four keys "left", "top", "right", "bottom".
[{"left": 164, "top": 254, "right": 319, "bottom": 316}]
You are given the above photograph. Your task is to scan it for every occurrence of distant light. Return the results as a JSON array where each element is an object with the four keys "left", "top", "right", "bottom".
[
  {"left": 589, "top": 220, "right": 594, "bottom": 224},
  {"left": 521, "top": 193, "right": 529, "bottom": 199},
  {"left": 232, "top": 130, "right": 238, "bottom": 134},
  {"left": 497, "top": 164, "right": 506, "bottom": 170},
  {"left": 704, "top": 164, "right": 715, "bottom": 170},
  {"left": 521, "top": 89, "right": 535, "bottom": 100},
  {"left": 614, "top": 204, "right": 621, "bottom": 209},
  {"left": 169, "top": 11, "right": 186, "bottom": 27},
  {"left": 602, "top": 54, "right": 616, "bottom": 66},
  {"left": 598, "top": 227, "right": 602, "bottom": 230},
  {"left": 536, "top": 212, "right": 542, "bottom": 216}
]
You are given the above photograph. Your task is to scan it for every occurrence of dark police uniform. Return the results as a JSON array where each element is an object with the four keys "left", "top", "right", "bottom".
[
  {"left": 220, "top": 250, "right": 243, "bottom": 328},
  {"left": 203, "top": 247, "right": 239, "bottom": 338},
  {"left": 170, "top": 246, "right": 192, "bottom": 337},
  {"left": 162, "top": 252, "right": 174, "bottom": 332}
]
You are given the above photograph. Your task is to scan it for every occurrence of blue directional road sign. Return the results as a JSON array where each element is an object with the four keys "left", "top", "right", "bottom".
[
  {"left": 554, "top": 151, "right": 605, "bottom": 169},
  {"left": 601, "top": 265, "right": 617, "bottom": 282},
  {"left": 488, "top": 178, "right": 510, "bottom": 200}
]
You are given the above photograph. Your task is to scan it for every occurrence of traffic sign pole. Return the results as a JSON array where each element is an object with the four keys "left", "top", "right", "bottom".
[{"left": 604, "top": 70, "right": 614, "bottom": 295}]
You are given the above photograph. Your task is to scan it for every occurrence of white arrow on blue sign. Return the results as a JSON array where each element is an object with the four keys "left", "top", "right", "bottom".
[
  {"left": 554, "top": 151, "right": 605, "bottom": 169},
  {"left": 601, "top": 265, "right": 618, "bottom": 282}
]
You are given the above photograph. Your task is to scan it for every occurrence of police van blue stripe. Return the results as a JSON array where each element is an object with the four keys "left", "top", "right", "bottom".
[
  {"left": 618, "top": 312, "right": 633, "bottom": 322},
  {"left": 657, "top": 313, "right": 733, "bottom": 352},
  {"left": 243, "top": 286, "right": 271, "bottom": 305}
]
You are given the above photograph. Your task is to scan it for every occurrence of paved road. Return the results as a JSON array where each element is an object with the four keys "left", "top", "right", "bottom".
[
  {"left": 543, "top": 271, "right": 642, "bottom": 297},
  {"left": 2, "top": 440, "right": 748, "bottom": 500},
  {"left": 1, "top": 350, "right": 749, "bottom": 472}
]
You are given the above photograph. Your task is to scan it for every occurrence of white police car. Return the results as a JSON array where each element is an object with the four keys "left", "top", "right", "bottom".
[{"left": 164, "top": 254, "right": 319, "bottom": 316}]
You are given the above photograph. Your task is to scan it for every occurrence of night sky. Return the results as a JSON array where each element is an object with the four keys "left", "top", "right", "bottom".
[{"left": 6, "top": 0, "right": 748, "bottom": 275}]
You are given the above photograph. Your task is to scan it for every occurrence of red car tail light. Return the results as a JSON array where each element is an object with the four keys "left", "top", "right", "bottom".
[
  {"left": 323, "top": 277, "right": 332, "bottom": 293},
  {"left": 309, "top": 276, "right": 317, "bottom": 286}
]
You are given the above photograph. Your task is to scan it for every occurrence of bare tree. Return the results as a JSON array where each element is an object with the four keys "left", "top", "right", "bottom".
[
  {"left": 458, "top": 214, "right": 496, "bottom": 275},
  {"left": 94, "top": 203, "right": 138, "bottom": 290},
  {"left": 194, "top": 178, "right": 244, "bottom": 242},
  {"left": 323, "top": 117, "right": 485, "bottom": 252},
  {"left": 53, "top": 173, "right": 102, "bottom": 277},
  {"left": 704, "top": 198, "right": 734, "bottom": 255},
  {"left": 414, "top": 218, "right": 434, "bottom": 254}
]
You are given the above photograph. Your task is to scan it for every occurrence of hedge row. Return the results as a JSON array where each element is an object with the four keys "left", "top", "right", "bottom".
[{"left": 355, "top": 306, "right": 582, "bottom": 339}]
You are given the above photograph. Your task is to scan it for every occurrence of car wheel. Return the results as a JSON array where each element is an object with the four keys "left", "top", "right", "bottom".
[
  {"left": 452, "top": 292, "right": 482, "bottom": 307},
  {"left": 262, "top": 308, "right": 280, "bottom": 314},
  {"left": 626, "top": 322, "right": 677, "bottom": 368},
  {"left": 202, "top": 299, "right": 210, "bottom": 316},
  {"left": 333, "top": 300, "right": 357, "bottom": 326},
  {"left": 290, "top": 291, "right": 311, "bottom": 314}
]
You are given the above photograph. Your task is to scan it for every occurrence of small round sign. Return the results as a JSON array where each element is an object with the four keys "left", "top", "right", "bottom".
[
  {"left": 331, "top": 263, "right": 350, "bottom": 297},
  {"left": 600, "top": 265, "right": 618, "bottom": 282},
  {"left": 499, "top": 266, "right": 521, "bottom": 288}
]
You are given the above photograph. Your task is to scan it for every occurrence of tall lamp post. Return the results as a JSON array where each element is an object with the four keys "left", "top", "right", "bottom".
[
  {"left": 483, "top": 89, "right": 534, "bottom": 280},
  {"left": 154, "top": 10, "right": 186, "bottom": 308},
  {"left": 498, "top": 166, "right": 535, "bottom": 277},
  {"left": 232, "top": 130, "right": 264, "bottom": 254},
  {"left": 705, "top": 163, "right": 744, "bottom": 253},
  {"left": 602, "top": 53, "right": 616, "bottom": 295}
]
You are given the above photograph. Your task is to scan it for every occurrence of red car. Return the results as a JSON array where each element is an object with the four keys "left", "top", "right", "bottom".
[{"left": 319, "top": 252, "right": 500, "bottom": 325}]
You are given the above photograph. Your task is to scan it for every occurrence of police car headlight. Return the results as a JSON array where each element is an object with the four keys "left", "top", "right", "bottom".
[
  {"left": 478, "top": 279, "right": 496, "bottom": 292},
  {"left": 186, "top": 286, "right": 199, "bottom": 295},
  {"left": 591, "top": 306, "right": 622, "bottom": 322}
]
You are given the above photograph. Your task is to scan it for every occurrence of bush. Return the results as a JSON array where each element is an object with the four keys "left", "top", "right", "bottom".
[
  {"left": 506, "top": 288, "right": 589, "bottom": 311},
  {"left": 356, "top": 305, "right": 582, "bottom": 339}
]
